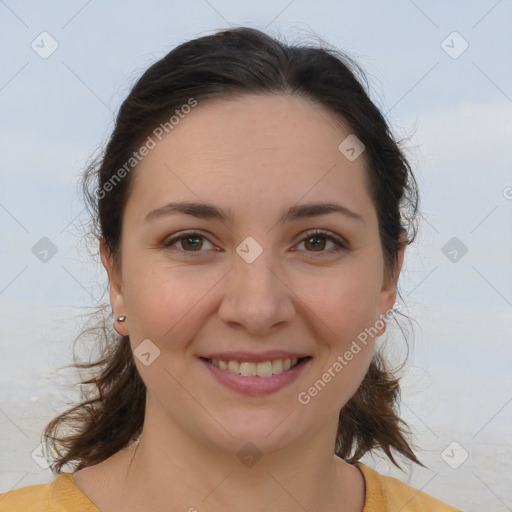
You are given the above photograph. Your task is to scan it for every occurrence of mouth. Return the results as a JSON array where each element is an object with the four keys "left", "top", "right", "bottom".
[{"left": 200, "top": 356, "right": 311, "bottom": 378}]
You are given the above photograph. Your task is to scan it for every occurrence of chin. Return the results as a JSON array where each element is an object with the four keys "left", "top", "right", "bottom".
[{"left": 222, "top": 409, "right": 307, "bottom": 451}]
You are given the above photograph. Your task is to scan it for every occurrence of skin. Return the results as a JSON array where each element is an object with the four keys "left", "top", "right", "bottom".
[{"left": 73, "top": 93, "right": 405, "bottom": 512}]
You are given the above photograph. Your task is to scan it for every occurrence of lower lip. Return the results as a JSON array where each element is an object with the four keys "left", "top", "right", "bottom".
[{"left": 200, "top": 358, "right": 311, "bottom": 396}]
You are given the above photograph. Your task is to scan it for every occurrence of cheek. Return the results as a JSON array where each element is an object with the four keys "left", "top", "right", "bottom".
[
  {"left": 122, "top": 257, "right": 224, "bottom": 342},
  {"left": 297, "top": 263, "right": 383, "bottom": 341},
  {"left": 294, "top": 264, "right": 381, "bottom": 397},
  {"left": 297, "top": 276, "right": 378, "bottom": 413}
]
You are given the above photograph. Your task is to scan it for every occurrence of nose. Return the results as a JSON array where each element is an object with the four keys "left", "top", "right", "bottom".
[{"left": 217, "top": 250, "right": 295, "bottom": 335}]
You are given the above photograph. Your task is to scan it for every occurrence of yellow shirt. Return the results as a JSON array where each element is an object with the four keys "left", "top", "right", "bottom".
[{"left": 0, "top": 462, "right": 461, "bottom": 511}]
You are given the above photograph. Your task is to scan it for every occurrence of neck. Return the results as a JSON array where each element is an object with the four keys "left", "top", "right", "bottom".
[{"left": 112, "top": 405, "right": 363, "bottom": 512}]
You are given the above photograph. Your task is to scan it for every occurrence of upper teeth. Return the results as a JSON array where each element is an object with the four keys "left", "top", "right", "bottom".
[{"left": 210, "top": 358, "right": 299, "bottom": 377}]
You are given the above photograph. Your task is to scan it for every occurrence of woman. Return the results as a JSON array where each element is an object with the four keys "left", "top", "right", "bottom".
[{"left": 0, "top": 27, "right": 461, "bottom": 511}]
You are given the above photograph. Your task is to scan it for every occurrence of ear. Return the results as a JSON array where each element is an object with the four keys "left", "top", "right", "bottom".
[
  {"left": 376, "top": 231, "right": 407, "bottom": 335},
  {"left": 100, "top": 237, "right": 129, "bottom": 336}
]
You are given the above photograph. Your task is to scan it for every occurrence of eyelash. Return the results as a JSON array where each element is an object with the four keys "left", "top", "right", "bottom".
[{"left": 161, "top": 230, "right": 348, "bottom": 257}]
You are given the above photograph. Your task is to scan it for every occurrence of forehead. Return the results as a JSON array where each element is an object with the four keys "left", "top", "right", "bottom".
[
  {"left": 128, "top": 93, "right": 375, "bottom": 225},
  {"left": 154, "top": 93, "right": 351, "bottom": 168}
]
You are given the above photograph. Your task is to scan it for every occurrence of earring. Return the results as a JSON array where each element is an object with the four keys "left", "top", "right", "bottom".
[{"left": 117, "top": 316, "right": 126, "bottom": 322}]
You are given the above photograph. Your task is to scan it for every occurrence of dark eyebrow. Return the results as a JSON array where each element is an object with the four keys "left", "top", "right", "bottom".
[
  {"left": 280, "top": 202, "right": 364, "bottom": 223},
  {"left": 145, "top": 201, "right": 364, "bottom": 224},
  {"left": 145, "top": 201, "right": 233, "bottom": 222}
]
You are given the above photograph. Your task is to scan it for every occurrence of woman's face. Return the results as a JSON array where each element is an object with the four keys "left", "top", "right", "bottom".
[{"left": 103, "top": 93, "right": 402, "bottom": 456}]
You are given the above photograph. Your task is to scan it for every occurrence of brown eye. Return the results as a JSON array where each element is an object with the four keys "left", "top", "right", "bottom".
[
  {"left": 297, "top": 230, "right": 347, "bottom": 255},
  {"left": 179, "top": 235, "right": 203, "bottom": 251},
  {"left": 304, "top": 235, "right": 327, "bottom": 251},
  {"left": 162, "top": 231, "right": 214, "bottom": 255}
]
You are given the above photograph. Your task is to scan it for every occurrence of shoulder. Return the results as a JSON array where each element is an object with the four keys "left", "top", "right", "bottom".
[
  {"left": 0, "top": 473, "right": 98, "bottom": 512},
  {"left": 0, "top": 479, "right": 51, "bottom": 512},
  {"left": 355, "top": 463, "right": 462, "bottom": 512}
]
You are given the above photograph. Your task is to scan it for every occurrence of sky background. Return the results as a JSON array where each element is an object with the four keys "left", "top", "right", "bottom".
[{"left": 0, "top": 1, "right": 511, "bottom": 510}]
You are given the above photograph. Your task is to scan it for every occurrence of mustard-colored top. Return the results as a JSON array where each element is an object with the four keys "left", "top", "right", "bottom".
[{"left": 0, "top": 463, "right": 461, "bottom": 511}]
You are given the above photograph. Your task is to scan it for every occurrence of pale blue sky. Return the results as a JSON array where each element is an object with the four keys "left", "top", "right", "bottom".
[{"left": 1, "top": 1, "right": 511, "bottom": 509}]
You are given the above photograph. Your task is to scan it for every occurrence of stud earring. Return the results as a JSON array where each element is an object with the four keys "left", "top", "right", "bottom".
[{"left": 117, "top": 316, "right": 126, "bottom": 322}]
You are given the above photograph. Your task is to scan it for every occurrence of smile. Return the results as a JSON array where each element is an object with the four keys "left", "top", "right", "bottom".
[
  {"left": 206, "top": 357, "right": 303, "bottom": 377},
  {"left": 200, "top": 356, "right": 312, "bottom": 395}
]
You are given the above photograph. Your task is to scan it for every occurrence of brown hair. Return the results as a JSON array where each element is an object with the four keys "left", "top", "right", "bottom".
[{"left": 43, "top": 26, "right": 422, "bottom": 472}]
